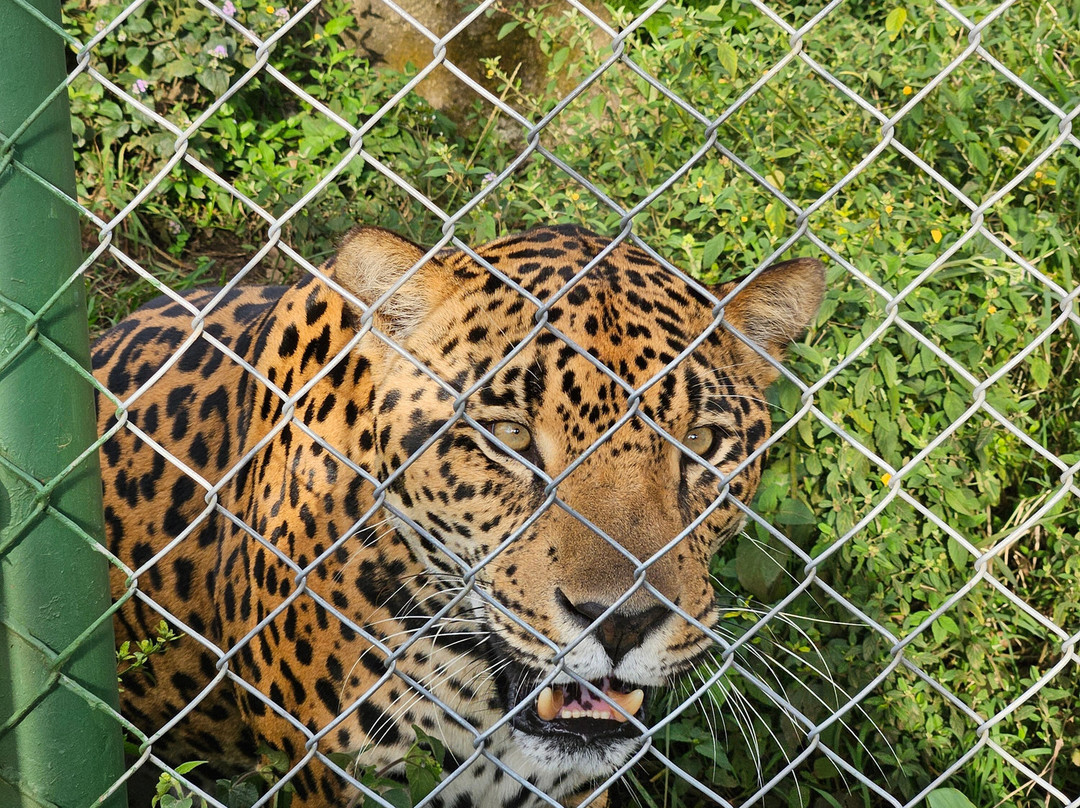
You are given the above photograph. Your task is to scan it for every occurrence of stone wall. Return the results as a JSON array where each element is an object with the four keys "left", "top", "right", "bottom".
[{"left": 347, "top": 1, "right": 607, "bottom": 123}]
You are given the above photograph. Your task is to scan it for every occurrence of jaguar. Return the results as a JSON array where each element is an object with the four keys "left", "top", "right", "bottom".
[{"left": 93, "top": 224, "right": 824, "bottom": 807}]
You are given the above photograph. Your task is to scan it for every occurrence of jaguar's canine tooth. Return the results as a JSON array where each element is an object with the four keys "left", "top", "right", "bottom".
[
  {"left": 537, "top": 686, "right": 565, "bottom": 721},
  {"left": 608, "top": 688, "right": 645, "bottom": 722},
  {"left": 537, "top": 687, "right": 557, "bottom": 721}
]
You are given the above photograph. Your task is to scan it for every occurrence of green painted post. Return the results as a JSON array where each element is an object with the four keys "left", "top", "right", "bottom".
[{"left": 0, "top": 0, "right": 128, "bottom": 806}]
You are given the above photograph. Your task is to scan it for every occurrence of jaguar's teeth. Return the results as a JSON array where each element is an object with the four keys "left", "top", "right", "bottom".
[
  {"left": 537, "top": 687, "right": 557, "bottom": 721},
  {"left": 608, "top": 688, "right": 645, "bottom": 722},
  {"left": 536, "top": 686, "right": 564, "bottom": 721},
  {"left": 535, "top": 683, "right": 642, "bottom": 723}
]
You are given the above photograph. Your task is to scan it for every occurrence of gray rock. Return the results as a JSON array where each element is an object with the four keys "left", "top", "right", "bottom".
[{"left": 346, "top": 0, "right": 608, "bottom": 124}]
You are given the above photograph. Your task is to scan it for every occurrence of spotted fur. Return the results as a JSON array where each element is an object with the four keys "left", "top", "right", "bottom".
[{"left": 94, "top": 225, "right": 824, "bottom": 807}]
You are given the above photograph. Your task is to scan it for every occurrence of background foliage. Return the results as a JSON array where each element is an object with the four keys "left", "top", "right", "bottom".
[{"left": 64, "top": 0, "right": 1080, "bottom": 805}]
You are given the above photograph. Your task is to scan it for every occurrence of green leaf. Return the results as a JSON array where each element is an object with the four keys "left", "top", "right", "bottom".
[
  {"left": 907, "top": 253, "right": 937, "bottom": 268},
  {"left": 774, "top": 498, "right": 816, "bottom": 525},
  {"left": 408, "top": 764, "right": 440, "bottom": 805},
  {"left": 943, "top": 390, "right": 967, "bottom": 422},
  {"left": 696, "top": 738, "right": 732, "bottom": 767},
  {"left": 259, "top": 745, "right": 291, "bottom": 774},
  {"left": 325, "top": 752, "right": 355, "bottom": 772},
  {"left": 764, "top": 201, "right": 786, "bottom": 237},
  {"left": 224, "top": 780, "right": 261, "bottom": 808},
  {"left": 551, "top": 46, "right": 570, "bottom": 74},
  {"left": 943, "top": 485, "right": 976, "bottom": 516},
  {"left": 197, "top": 68, "right": 230, "bottom": 97},
  {"left": 160, "top": 796, "right": 193, "bottom": 808},
  {"left": 323, "top": 15, "right": 351, "bottom": 36},
  {"left": 626, "top": 773, "right": 664, "bottom": 808},
  {"left": 938, "top": 615, "right": 959, "bottom": 636},
  {"left": 947, "top": 538, "right": 969, "bottom": 569},
  {"left": 885, "top": 7, "right": 907, "bottom": 40},
  {"left": 716, "top": 42, "right": 738, "bottom": 78},
  {"left": 497, "top": 20, "right": 520, "bottom": 40},
  {"left": 879, "top": 350, "right": 899, "bottom": 388},
  {"left": 702, "top": 233, "right": 725, "bottom": 270},
  {"left": 174, "top": 761, "right": 207, "bottom": 775},
  {"left": 813, "top": 789, "right": 846, "bottom": 808},
  {"left": 874, "top": 419, "right": 899, "bottom": 464},
  {"left": 854, "top": 368, "right": 874, "bottom": 407},
  {"left": 968, "top": 142, "right": 989, "bottom": 174},
  {"left": 375, "top": 786, "right": 412, "bottom": 808},
  {"left": 126, "top": 46, "right": 148, "bottom": 66},
  {"left": 1029, "top": 355, "right": 1050, "bottom": 389},
  {"left": 411, "top": 725, "right": 445, "bottom": 763},
  {"left": 162, "top": 57, "right": 196, "bottom": 79},
  {"left": 736, "top": 537, "right": 786, "bottom": 600},
  {"left": 926, "top": 788, "right": 978, "bottom": 808},
  {"left": 99, "top": 100, "right": 124, "bottom": 121}
]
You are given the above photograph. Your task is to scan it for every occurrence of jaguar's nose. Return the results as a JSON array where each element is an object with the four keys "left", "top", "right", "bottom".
[{"left": 556, "top": 589, "right": 670, "bottom": 665}]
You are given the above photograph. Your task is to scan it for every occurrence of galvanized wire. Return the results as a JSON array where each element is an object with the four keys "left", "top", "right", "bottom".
[{"left": 2, "top": 0, "right": 1078, "bottom": 806}]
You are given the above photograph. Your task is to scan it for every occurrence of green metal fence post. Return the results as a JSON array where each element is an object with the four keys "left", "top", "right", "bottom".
[{"left": 0, "top": 1, "right": 128, "bottom": 806}]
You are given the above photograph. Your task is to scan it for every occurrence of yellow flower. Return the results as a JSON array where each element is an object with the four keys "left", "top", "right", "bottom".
[
  {"left": 902, "top": 86, "right": 913, "bottom": 95},
  {"left": 313, "top": 32, "right": 322, "bottom": 40},
  {"left": 931, "top": 229, "right": 942, "bottom": 243},
  {"left": 987, "top": 305, "right": 998, "bottom": 314},
  {"left": 696, "top": 177, "right": 705, "bottom": 189},
  {"left": 884, "top": 204, "right": 894, "bottom": 214},
  {"left": 568, "top": 191, "right": 580, "bottom": 202},
  {"left": 265, "top": 5, "right": 274, "bottom": 12},
  {"left": 881, "top": 473, "right": 893, "bottom": 485},
  {"left": 740, "top": 215, "right": 748, "bottom": 222}
]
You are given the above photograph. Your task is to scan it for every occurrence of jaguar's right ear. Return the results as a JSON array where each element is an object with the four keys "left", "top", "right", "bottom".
[{"left": 328, "top": 226, "right": 450, "bottom": 341}]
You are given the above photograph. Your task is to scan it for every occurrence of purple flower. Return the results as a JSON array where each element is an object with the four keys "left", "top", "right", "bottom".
[
  {"left": 482, "top": 172, "right": 497, "bottom": 186},
  {"left": 274, "top": 7, "right": 289, "bottom": 20},
  {"left": 133, "top": 79, "right": 150, "bottom": 95},
  {"left": 222, "top": 0, "right": 236, "bottom": 16},
  {"left": 210, "top": 44, "right": 228, "bottom": 58}
]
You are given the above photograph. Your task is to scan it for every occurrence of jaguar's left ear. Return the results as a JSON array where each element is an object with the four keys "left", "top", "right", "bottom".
[{"left": 714, "top": 257, "right": 826, "bottom": 374}]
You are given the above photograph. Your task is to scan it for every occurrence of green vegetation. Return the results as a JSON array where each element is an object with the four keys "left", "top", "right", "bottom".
[
  {"left": 116, "top": 620, "right": 181, "bottom": 686},
  {"left": 63, "top": 0, "right": 1079, "bottom": 805},
  {"left": 140, "top": 734, "right": 445, "bottom": 808}
]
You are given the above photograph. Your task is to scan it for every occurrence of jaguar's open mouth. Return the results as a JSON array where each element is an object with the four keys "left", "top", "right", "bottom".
[{"left": 501, "top": 664, "right": 649, "bottom": 744}]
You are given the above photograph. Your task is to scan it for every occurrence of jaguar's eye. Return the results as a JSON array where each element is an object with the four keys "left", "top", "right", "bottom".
[
  {"left": 491, "top": 421, "right": 532, "bottom": 452},
  {"left": 682, "top": 426, "right": 716, "bottom": 457}
]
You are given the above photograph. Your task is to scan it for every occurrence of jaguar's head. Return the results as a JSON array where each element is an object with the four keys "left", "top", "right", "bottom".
[{"left": 330, "top": 224, "right": 825, "bottom": 774}]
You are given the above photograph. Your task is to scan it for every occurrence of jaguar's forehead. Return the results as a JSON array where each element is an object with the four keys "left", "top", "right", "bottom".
[
  {"left": 441, "top": 229, "right": 723, "bottom": 375},
  {"left": 408, "top": 238, "right": 743, "bottom": 440},
  {"left": 472, "top": 225, "right": 709, "bottom": 306}
]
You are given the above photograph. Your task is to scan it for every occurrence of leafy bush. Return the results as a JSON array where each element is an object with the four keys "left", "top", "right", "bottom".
[{"left": 64, "top": 0, "right": 1080, "bottom": 805}]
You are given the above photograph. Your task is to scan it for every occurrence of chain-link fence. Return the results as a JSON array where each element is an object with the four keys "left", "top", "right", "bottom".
[{"left": 2, "top": 0, "right": 1079, "bottom": 806}]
